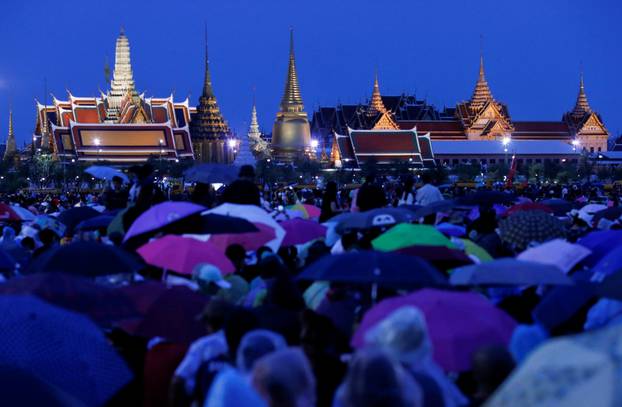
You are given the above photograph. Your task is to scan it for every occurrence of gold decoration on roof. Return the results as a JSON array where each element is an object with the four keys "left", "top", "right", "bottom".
[
  {"left": 571, "top": 73, "right": 592, "bottom": 119},
  {"left": 469, "top": 55, "right": 494, "bottom": 111},
  {"left": 280, "top": 29, "right": 304, "bottom": 112}
]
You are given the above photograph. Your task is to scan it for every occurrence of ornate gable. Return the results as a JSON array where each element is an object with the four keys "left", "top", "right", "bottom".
[
  {"left": 372, "top": 112, "right": 399, "bottom": 130},
  {"left": 578, "top": 113, "right": 607, "bottom": 135}
]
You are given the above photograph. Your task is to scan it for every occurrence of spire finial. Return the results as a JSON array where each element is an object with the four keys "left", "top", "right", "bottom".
[
  {"left": 202, "top": 23, "right": 214, "bottom": 98},
  {"left": 8, "top": 109, "right": 13, "bottom": 137},
  {"left": 479, "top": 34, "right": 485, "bottom": 79},
  {"left": 280, "top": 28, "right": 304, "bottom": 110},
  {"left": 572, "top": 68, "right": 592, "bottom": 118},
  {"left": 289, "top": 27, "right": 295, "bottom": 57},
  {"left": 368, "top": 72, "right": 387, "bottom": 115},
  {"left": 120, "top": 26, "right": 125, "bottom": 36}
]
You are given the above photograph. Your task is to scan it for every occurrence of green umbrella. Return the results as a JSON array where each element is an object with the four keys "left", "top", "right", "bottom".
[
  {"left": 372, "top": 223, "right": 454, "bottom": 252},
  {"left": 107, "top": 208, "right": 128, "bottom": 236},
  {"left": 459, "top": 239, "right": 493, "bottom": 263}
]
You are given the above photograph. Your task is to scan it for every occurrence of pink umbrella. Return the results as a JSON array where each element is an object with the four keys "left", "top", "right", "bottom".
[
  {"left": 352, "top": 288, "right": 517, "bottom": 372},
  {"left": 124, "top": 202, "right": 205, "bottom": 242},
  {"left": 208, "top": 223, "right": 276, "bottom": 252},
  {"left": 280, "top": 219, "right": 327, "bottom": 246},
  {"left": 137, "top": 235, "right": 234, "bottom": 275}
]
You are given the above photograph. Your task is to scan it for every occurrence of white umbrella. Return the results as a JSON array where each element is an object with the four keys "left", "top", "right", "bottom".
[
  {"left": 10, "top": 205, "right": 36, "bottom": 221},
  {"left": 84, "top": 166, "right": 129, "bottom": 183},
  {"left": 205, "top": 203, "right": 285, "bottom": 251},
  {"left": 487, "top": 324, "right": 622, "bottom": 407},
  {"left": 517, "top": 239, "right": 592, "bottom": 273}
]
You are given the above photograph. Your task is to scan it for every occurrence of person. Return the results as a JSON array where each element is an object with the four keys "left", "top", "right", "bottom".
[
  {"left": 205, "top": 368, "right": 267, "bottom": 407},
  {"left": 469, "top": 346, "right": 515, "bottom": 406},
  {"left": 190, "top": 182, "right": 215, "bottom": 208},
  {"left": 32, "top": 228, "right": 59, "bottom": 258},
  {"left": 236, "top": 330, "right": 288, "bottom": 374},
  {"left": 398, "top": 177, "right": 415, "bottom": 206},
  {"left": 101, "top": 176, "right": 128, "bottom": 210},
  {"left": 320, "top": 181, "right": 342, "bottom": 223},
  {"left": 222, "top": 165, "right": 261, "bottom": 206},
  {"left": 356, "top": 174, "right": 387, "bottom": 212},
  {"left": 333, "top": 348, "right": 422, "bottom": 407},
  {"left": 415, "top": 172, "right": 444, "bottom": 206},
  {"left": 365, "top": 306, "right": 467, "bottom": 407},
  {"left": 251, "top": 347, "right": 316, "bottom": 407}
]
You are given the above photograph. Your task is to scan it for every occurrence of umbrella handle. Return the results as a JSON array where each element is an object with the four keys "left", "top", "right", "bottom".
[
  {"left": 371, "top": 283, "right": 378, "bottom": 304},
  {"left": 162, "top": 268, "right": 168, "bottom": 283}
]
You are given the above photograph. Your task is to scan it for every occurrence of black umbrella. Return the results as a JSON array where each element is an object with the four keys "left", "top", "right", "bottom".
[
  {"left": 57, "top": 207, "right": 100, "bottom": 236},
  {"left": 75, "top": 215, "right": 115, "bottom": 232},
  {"left": 297, "top": 251, "right": 447, "bottom": 288},
  {"left": 408, "top": 199, "right": 457, "bottom": 218},
  {"left": 592, "top": 207, "right": 622, "bottom": 224},
  {"left": 184, "top": 163, "right": 239, "bottom": 184},
  {"left": 334, "top": 207, "right": 414, "bottom": 233},
  {"left": 0, "top": 295, "right": 133, "bottom": 406},
  {"left": 27, "top": 241, "right": 144, "bottom": 277},
  {"left": 540, "top": 198, "right": 574, "bottom": 216},
  {"left": 455, "top": 190, "right": 516, "bottom": 206}
]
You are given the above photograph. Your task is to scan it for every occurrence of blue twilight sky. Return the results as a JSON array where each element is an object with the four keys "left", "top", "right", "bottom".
[{"left": 0, "top": 0, "right": 620, "bottom": 146}]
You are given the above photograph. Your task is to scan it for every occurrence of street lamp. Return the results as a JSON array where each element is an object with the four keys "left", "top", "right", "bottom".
[
  {"left": 572, "top": 139, "right": 580, "bottom": 151},
  {"left": 502, "top": 136, "right": 511, "bottom": 146},
  {"left": 310, "top": 139, "right": 319, "bottom": 149},
  {"left": 94, "top": 138, "right": 101, "bottom": 161}
]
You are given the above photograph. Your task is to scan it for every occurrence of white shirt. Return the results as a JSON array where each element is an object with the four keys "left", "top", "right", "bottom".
[
  {"left": 415, "top": 184, "right": 444, "bottom": 206},
  {"left": 174, "top": 330, "right": 228, "bottom": 394}
]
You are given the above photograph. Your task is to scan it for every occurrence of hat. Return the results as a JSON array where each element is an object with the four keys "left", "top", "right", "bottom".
[{"left": 193, "top": 264, "right": 231, "bottom": 289}]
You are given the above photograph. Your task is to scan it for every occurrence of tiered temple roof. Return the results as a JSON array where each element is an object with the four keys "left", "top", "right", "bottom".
[
  {"left": 106, "top": 28, "right": 140, "bottom": 122},
  {"left": 4, "top": 110, "right": 16, "bottom": 159}
]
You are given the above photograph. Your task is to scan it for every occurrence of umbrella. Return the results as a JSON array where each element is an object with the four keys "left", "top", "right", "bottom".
[
  {"left": 450, "top": 258, "right": 573, "bottom": 286},
  {"left": 207, "top": 222, "right": 276, "bottom": 252},
  {"left": 455, "top": 190, "right": 516, "bottom": 206},
  {"left": 75, "top": 215, "right": 115, "bottom": 232},
  {"left": 57, "top": 206, "right": 100, "bottom": 235},
  {"left": 408, "top": 199, "right": 457, "bottom": 218},
  {"left": 578, "top": 230, "right": 622, "bottom": 267},
  {"left": 574, "top": 203, "right": 608, "bottom": 224},
  {"left": 10, "top": 205, "right": 36, "bottom": 221},
  {"left": 27, "top": 241, "right": 144, "bottom": 277},
  {"left": 593, "top": 207, "right": 622, "bottom": 223},
  {"left": 297, "top": 251, "right": 447, "bottom": 288},
  {"left": 137, "top": 235, "right": 234, "bottom": 275},
  {"left": 436, "top": 222, "right": 466, "bottom": 237},
  {"left": 0, "top": 295, "right": 132, "bottom": 406},
  {"left": 0, "top": 203, "right": 22, "bottom": 222},
  {"left": 591, "top": 245, "right": 622, "bottom": 282},
  {"left": 506, "top": 202, "right": 554, "bottom": 216},
  {"left": 372, "top": 223, "right": 454, "bottom": 252},
  {"left": 31, "top": 215, "right": 66, "bottom": 237},
  {"left": 206, "top": 203, "right": 285, "bottom": 251},
  {"left": 396, "top": 245, "right": 473, "bottom": 271},
  {"left": 352, "top": 289, "right": 517, "bottom": 372},
  {"left": 457, "top": 238, "right": 494, "bottom": 262},
  {"left": 118, "top": 285, "right": 208, "bottom": 343},
  {"left": 286, "top": 204, "right": 321, "bottom": 219},
  {"left": 107, "top": 207, "right": 129, "bottom": 236},
  {"left": 467, "top": 204, "right": 508, "bottom": 221},
  {"left": 123, "top": 201, "right": 206, "bottom": 242},
  {"left": 517, "top": 239, "right": 592, "bottom": 273},
  {"left": 184, "top": 163, "right": 239, "bottom": 184},
  {"left": 85, "top": 165, "right": 129, "bottom": 182},
  {"left": 498, "top": 210, "right": 565, "bottom": 252},
  {"left": 335, "top": 207, "right": 414, "bottom": 233},
  {"left": 540, "top": 198, "right": 573, "bottom": 216},
  {"left": 280, "top": 218, "right": 327, "bottom": 246},
  {"left": 0, "top": 273, "right": 139, "bottom": 326},
  {"left": 487, "top": 323, "right": 622, "bottom": 407}
]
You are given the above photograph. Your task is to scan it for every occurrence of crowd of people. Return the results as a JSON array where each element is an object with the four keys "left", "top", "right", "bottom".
[{"left": 1, "top": 162, "right": 622, "bottom": 407}]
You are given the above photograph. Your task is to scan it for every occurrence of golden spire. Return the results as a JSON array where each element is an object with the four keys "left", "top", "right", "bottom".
[
  {"left": 469, "top": 54, "right": 494, "bottom": 111},
  {"left": 202, "top": 24, "right": 215, "bottom": 98},
  {"left": 571, "top": 71, "right": 592, "bottom": 118},
  {"left": 280, "top": 28, "right": 304, "bottom": 112},
  {"left": 368, "top": 72, "right": 388, "bottom": 115},
  {"left": 4, "top": 109, "right": 16, "bottom": 159}
]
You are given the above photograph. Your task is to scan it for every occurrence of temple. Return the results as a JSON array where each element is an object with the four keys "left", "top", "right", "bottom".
[
  {"left": 271, "top": 29, "right": 314, "bottom": 162},
  {"left": 4, "top": 110, "right": 16, "bottom": 160},
  {"left": 31, "top": 29, "right": 194, "bottom": 163},
  {"left": 247, "top": 100, "right": 270, "bottom": 159},
  {"left": 189, "top": 30, "right": 235, "bottom": 163},
  {"left": 315, "top": 57, "right": 609, "bottom": 168}
]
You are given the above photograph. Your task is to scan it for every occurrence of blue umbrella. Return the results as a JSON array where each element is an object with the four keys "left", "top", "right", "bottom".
[
  {"left": 27, "top": 241, "right": 144, "bottom": 277},
  {"left": 334, "top": 207, "right": 414, "bottom": 233},
  {"left": 0, "top": 295, "right": 132, "bottom": 406},
  {"left": 58, "top": 207, "right": 101, "bottom": 236},
  {"left": 590, "top": 245, "right": 622, "bottom": 281},
  {"left": 577, "top": 230, "right": 622, "bottom": 267},
  {"left": 450, "top": 258, "right": 573, "bottom": 286},
  {"left": 85, "top": 165, "right": 129, "bottom": 183},
  {"left": 184, "top": 163, "right": 239, "bottom": 184},
  {"left": 532, "top": 269, "right": 596, "bottom": 332},
  {"left": 297, "top": 251, "right": 447, "bottom": 288},
  {"left": 75, "top": 215, "right": 115, "bottom": 232}
]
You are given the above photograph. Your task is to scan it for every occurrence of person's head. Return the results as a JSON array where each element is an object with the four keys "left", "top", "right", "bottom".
[
  {"left": 364, "top": 306, "right": 432, "bottom": 367},
  {"left": 471, "top": 345, "right": 516, "bottom": 399},
  {"left": 239, "top": 165, "right": 256, "bottom": 181},
  {"left": 419, "top": 171, "right": 433, "bottom": 185},
  {"left": 237, "top": 330, "right": 287, "bottom": 373},
  {"left": 339, "top": 348, "right": 420, "bottom": 407},
  {"left": 38, "top": 228, "right": 59, "bottom": 247},
  {"left": 199, "top": 298, "right": 235, "bottom": 334},
  {"left": 300, "top": 309, "right": 345, "bottom": 357},
  {"left": 111, "top": 176, "right": 123, "bottom": 190},
  {"left": 251, "top": 347, "right": 316, "bottom": 407},
  {"left": 20, "top": 236, "right": 35, "bottom": 251},
  {"left": 224, "top": 307, "right": 260, "bottom": 359},
  {"left": 325, "top": 181, "right": 338, "bottom": 198},
  {"left": 265, "top": 276, "right": 305, "bottom": 311},
  {"left": 364, "top": 173, "right": 376, "bottom": 184},
  {"left": 2, "top": 226, "right": 16, "bottom": 242},
  {"left": 226, "top": 244, "right": 247, "bottom": 271}
]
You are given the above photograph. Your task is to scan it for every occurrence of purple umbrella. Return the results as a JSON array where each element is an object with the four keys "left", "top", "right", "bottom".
[
  {"left": 352, "top": 289, "right": 517, "bottom": 372},
  {"left": 577, "top": 230, "right": 622, "bottom": 267},
  {"left": 123, "top": 202, "right": 206, "bottom": 242},
  {"left": 280, "top": 219, "right": 327, "bottom": 246}
]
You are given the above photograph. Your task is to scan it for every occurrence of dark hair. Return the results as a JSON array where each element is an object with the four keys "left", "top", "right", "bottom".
[
  {"left": 112, "top": 176, "right": 123, "bottom": 183},
  {"left": 420, "top": 171, "right": 433, "bottom": 184},
  {"left": 224, "top": 307, "right": 259, "bottom": 357},
  {"left": 225, "top": 244, "right": 246, "bottom": 263},
  {"left": 239, "top": 165, "right": 256, "bottom": 178}
]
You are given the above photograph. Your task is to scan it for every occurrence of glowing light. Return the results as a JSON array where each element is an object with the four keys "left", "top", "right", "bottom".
[
  {"left": 159, "top": 139, "right": 164, "bottom": 145},
  {"left": 227, "top": 139, "right": 237, "bottom": 148},
  {"left": 266, "top": 159, "right": 271, "bottom": 163},
  {"left": 93, "top": 138, "right": 101, "bottom": 146},
  {"left": 572, "top": 139, "right": 580, "bottom": 146},
  {"left": 310, "top": 139, "right": 319, "bottom": 149},
  {"left": 502, "top": 136, "right": 511, "bottom": 146},
  {"left": 504, "top": 148, "right": 508, "bottom": 152}
]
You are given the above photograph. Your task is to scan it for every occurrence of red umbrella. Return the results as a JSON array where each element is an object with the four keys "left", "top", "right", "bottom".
[
  {"left": 506, "top": 202, "right": 553, "bottom": 216},
  {"left": 352, "top": 289, "right": 517, "bottom": 372},
  {"left": 280, "top": 218, "right": 327, "bottom": 246},
  {"left": 117, "top": 285, "right": 208, "bottom": 344},
  {"left": 0, "top": 204, "right": 22, "bottom": 222},
  {"left": 137, "top": 235, "right": 234, "bottom": 275}
]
